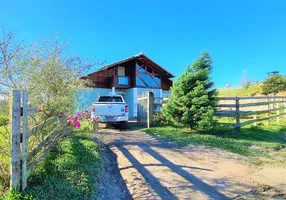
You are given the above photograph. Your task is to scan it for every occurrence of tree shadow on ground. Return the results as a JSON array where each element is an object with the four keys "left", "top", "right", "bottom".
[
  {"left": 108, "top": 138, "right": 230, "bottom": 200},
  {"left": 95, "top": 127, "right": 286, "bottom": 199},
  {"left": 95, "top": 138, "right": 133, "bottom": 200}
]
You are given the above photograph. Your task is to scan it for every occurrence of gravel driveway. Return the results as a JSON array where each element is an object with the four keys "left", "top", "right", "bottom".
[{"left": 93, "top": 128, "right": 286, "bottom": 200}]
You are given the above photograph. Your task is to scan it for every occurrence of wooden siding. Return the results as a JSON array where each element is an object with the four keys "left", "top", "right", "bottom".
[
  {"left": 161, "top": 77, "right": 172, "bottom": 90},
  {"left": 87, "top": 68, "right": 114, "bottom": 88},
  {"left": 84, "top": 57, "right": 173, "bottom": 89}
]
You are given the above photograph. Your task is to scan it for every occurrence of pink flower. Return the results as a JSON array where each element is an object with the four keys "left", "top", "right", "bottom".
[
  {"left": 58, "top": 115, "right": 62, "bottom": 119},
  {"left": 74, "top": 121, "right": 81, "bottom": 128},
  {"left": 90, "top": 116, "right": 99, "bottom": 121},
  {"left": 67, "top": 120, "right": 71, "bottom": 126},
  {"left": 76, "top": 113, "right": 81, "bottom": 117},
  {"left": 82, "top": 111, "right": 88, "bottom": 116},
  {"left": 70, "top": 117, "right": 76, "bottom": 122},
  {"left": 38, "top": 109, "right": 43, "bottom": 112}
]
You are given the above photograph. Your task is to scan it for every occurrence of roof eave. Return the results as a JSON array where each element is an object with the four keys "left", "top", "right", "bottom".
[{"left": 83, "top": 53, "right": 175, "bottom": 78}]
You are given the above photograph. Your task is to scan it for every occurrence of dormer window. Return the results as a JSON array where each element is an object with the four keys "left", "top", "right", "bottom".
[
  {"left": 118, "top": 66, "right": 125, "bottom": 76},
  {"left": 118, "top": 66, "right": 128, "bottom": 85}
]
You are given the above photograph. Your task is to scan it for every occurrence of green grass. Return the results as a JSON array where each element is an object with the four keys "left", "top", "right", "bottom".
[
  {"left": 0, "top": 125, "right": 10, "bottom": 194},
  {"left": 218, "top": 84, "right": 263, "bottom": 97},
  {"left": 1, "top": 124, "right": 101, "bottom": 200},
  {"left": 142, "top": 119, "right": 286, "bottom": 163}
]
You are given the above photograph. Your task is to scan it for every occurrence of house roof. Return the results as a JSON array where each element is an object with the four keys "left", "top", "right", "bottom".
[{"left": 86, "top": 53, "right": 175, "bottom": 78}]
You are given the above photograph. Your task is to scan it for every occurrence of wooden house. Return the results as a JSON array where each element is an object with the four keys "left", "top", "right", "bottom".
[{"left": 79, "top": 53, "right": 174, "bottom": 118}]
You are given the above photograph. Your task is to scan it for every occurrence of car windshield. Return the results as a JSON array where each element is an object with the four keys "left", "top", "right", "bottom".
[{"left": 98, "top": 96, "right": 123, "bottom": 102}]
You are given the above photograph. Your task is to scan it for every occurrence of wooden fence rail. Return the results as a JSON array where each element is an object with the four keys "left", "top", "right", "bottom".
[
  {"left": 10, "top": 90, "right": 69, "bottom": 191},
  {"left": 137, "top": 92, "right": 286, "bottom": 129},
  {"left": 216, "top": 96, "right": 286, "bottom": 128}
]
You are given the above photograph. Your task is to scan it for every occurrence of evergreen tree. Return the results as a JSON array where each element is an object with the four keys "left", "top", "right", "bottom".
[{"left": 162, "top": 52, "right": 217, "bottom": 130}]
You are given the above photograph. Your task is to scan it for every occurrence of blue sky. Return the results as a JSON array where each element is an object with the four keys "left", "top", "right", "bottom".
[{"left": 1, "top": 0, "right": 286, "bottom": 88}]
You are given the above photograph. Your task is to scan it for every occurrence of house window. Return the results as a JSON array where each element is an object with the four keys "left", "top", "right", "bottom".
[
  {"left": 136, "top": 77, "right": 146, "bottom": 86},
  {"left": 155, "top": 75, "right": 161, "bottom": 86},
  {"left": 118, "top": 66, "right": 125, "bottom": 76},
  {"left": 136, "top": 63, "right": 145, "bottom": 72},
  {"left": 136, "top": 74, "right": 161, "bottom": 87},
  {"left": 139, "top": 74, "right": 158, "bottom": 87},
  {"left": 136, "top": 62, "right": 161, "bottom": 88},
  {"left": 118, "top": 76, "right": 129, "bottom": 85}
]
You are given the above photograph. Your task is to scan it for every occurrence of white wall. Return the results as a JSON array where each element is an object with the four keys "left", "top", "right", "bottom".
[
  {"left": 75, "top": 87, "right": 171, "bottom": 117},
  {"left": 115, "top": 88, "right": 135, "bottom": 118},
  {"left": 122, "top": 89, "right": 134, "bottom": 118},
  {"left": 75, "top": 88, "right": 111, "bottom": 113}
]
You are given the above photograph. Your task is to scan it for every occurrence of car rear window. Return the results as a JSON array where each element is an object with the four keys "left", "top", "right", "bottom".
[{"left": 98, "top": 96, "right": 123, "bottom": 102}]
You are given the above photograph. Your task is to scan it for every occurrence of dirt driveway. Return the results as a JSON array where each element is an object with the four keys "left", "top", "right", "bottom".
[{"left": 93, "top": 128, "right": 286, "bottom": 200}]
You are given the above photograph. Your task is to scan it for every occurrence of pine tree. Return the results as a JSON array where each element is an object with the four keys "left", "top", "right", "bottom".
[{"left": 162, "top": 52, "right": 217, "bottom": 130}]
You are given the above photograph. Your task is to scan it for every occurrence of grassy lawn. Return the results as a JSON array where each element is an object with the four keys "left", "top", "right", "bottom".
[
  {"left": 1, "top": 124, "right": 101, "bottom": 200},
  {"left": 142, "top": 119, "right": 286, "bottom": 164}
]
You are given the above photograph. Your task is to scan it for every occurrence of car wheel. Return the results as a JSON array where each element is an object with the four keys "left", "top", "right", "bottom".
[{"left": 120, "top": 121, "right": 128, "bottom": 130}]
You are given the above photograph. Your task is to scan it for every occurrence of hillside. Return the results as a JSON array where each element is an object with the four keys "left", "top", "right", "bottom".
[
  {"left": 217, "top": 84, "right": 263, "bottom": 97},
  {"left": 218, "top": 84, "right": 286, "bottom": 97}
]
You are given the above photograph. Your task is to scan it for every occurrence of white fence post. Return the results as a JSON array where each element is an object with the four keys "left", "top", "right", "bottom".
[
  {"left": 10, "top": 90, "right": 21, "bottom": 190},
  {"left": 276, "top": 102, "right": 280, "bottom": 123},
  {"left": 235, "top": 97, "right": 240, "bottom": 129},
  {"left": 266, "top": 98, "right": 270, "bottom": 125},
  {"left": 22, "top": 91, "right": 28, "bottom": 190},
  {"left": 284, "top": 98, "right": 286, "bottom": 118},
  {"left": 147, "top": 92, "right": 154, "bottom": 128}
]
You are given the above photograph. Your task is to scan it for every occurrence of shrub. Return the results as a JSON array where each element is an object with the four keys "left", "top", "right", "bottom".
[
  {"left": 0, "top": 100, "right": 9, "bottom": 116},
  {"left": 0, "top": 116, "right": 9, "bottom": 126},
  {"left": 0, "top": 28, "right": 98, "bottom": 195},
  {"left": 153, "top": 112, "right": 170, "bottom": 125},
  {"left": 0, "top": 124, "right": 10, "bottom": 193},
  {"left": 262, "top": 74, "right": 286, "bottom": 95},
  {"left": 242, "top": 81, "right": 250, "bottom": 89}
]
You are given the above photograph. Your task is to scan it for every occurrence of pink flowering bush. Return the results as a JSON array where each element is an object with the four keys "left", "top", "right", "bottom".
[
  {"left": 38, "top": 109, "right": 99, "bottom": 131},
  {"left": 89, "top": 116, "right": 99, "bottom": 132},
  {"left": 66, "top": 111, "right": 99, "bottom": 131}
]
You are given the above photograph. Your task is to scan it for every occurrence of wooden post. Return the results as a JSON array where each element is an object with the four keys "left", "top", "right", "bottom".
[
  {"left": 284, "top": 98, "right": 286, "bottom": 118},
  {"left": 235, "top": 97, "right": 240, "bottom": 129},
  {"left": 270, "top": 94, "right": 274, "bottom": 109},
  {"left": 137, "top": 102, "right": 140, "bottom": 125},
  {"left": 22, "top": 91, "right": 28, "bottom": 190},
  {"left": 253, "top": 115, "right": 257, "bottom": 126},
  {"left": 266, "top": 98, "right": 270, "bottom": 125},
  {"left": 10, "top": 90, "right": 21, "bottom": 190},
  {"left": 147, "top": 92, "right": 154, "bottom": 128},
  {"left": 276, "top": 102, "right": 280, "bottom": 123}
]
